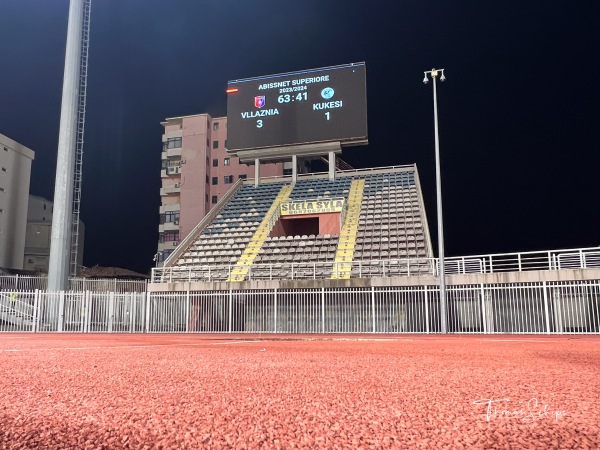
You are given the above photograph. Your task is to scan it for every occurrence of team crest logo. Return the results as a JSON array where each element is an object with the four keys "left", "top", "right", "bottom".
[
  {"left": 254, "top": 96, "right": 266, "bottom": 108},
  {"left": 321, "top": 87, "right": 335, "bottom": 100}
]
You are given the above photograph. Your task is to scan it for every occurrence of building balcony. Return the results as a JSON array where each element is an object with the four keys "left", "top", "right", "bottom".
[
  {"left": 159, "top": 203, "right": 180, "bottom": 214},
  {"left": 159, "top": 221, "right": 180, "bottom": 233},
  {"left": 161, "top": 165, "right": 181, "bottom": 178},
  {"left": 160, "top": 183, "right": 181, "bottom": 196},
  {"left": 157, "top": 241, "right": 179, "bottom": 252},
  {"left": 166, "top": 147, "right": 182, "bottom": 158}
]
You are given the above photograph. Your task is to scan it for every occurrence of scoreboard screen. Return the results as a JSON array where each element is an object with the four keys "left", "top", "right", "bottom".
[{"left": 226, "top": 62, "right": 367, "bottom": 152}]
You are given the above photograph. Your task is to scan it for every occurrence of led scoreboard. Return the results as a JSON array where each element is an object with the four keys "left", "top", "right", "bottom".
[{"left": 226, "top": 62, "right": 367, "bottom": 152}]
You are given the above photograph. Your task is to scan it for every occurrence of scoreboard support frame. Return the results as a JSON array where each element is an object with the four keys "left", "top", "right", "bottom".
[
  {"left": 328, "top": 151, "right": 336, "bottom": 181},
  {"left": 255, "top": 159, "right": 260, "bottom": 187},
  {"left": 240, "top": 141, "right": 343, "bottom": 185}
]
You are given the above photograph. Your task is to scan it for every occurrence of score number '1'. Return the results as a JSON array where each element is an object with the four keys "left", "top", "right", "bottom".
[{"left": 256, "top": 108, "right": 330, "bottom": 128}]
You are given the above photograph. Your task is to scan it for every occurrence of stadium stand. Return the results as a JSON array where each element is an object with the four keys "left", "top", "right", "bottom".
[{"left": 162, "top": 165, "right": 433, "bottom": 281}]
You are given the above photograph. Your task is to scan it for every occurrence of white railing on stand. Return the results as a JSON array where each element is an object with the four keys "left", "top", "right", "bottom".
[{"left": 151, "top": 247, "right": 600, "bottom": 283}]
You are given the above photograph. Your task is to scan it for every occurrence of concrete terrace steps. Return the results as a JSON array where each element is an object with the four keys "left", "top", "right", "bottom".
[{"left": 227, "top": 184, "right": 294, "bottom": 282}]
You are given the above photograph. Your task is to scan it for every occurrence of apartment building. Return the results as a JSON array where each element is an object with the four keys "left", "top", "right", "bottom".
[
  {"left": 157, "top": 114, "right": 285, "bottom": 264},
  {"left": 0, "top": 133, "right": 35, "bottom": 270},
  {"left": 23, "top": 195, "right": 85, "bottom": 273}
]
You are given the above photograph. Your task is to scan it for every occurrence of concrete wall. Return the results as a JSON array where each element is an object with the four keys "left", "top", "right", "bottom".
[
  {"left": 272, "top": 213, "right": 341, "bottom": 236},
  {"left": 148, "top": 268, "right": 600, "bottom": 293},
  {"left": 179, "top": 115, "right": 210, "bottom": 241},
  {"left": 0, "top": 133, "right": 35, "bottom": 270}
]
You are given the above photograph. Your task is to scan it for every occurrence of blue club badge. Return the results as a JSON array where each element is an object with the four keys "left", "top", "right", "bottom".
[{"left": 321, "top": 87, "right": 335, "bottom": 100}]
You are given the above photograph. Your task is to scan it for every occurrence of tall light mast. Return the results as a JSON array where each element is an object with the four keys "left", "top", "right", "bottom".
[{"left": 48, "top": 0, "right": 92, "bottom": 291}]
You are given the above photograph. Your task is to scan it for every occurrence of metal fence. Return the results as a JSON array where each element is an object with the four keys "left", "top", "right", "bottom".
[
  {"left": 0, "top": 276, "right": 147, "bottom": 293},
  {"left": 1, "top": 280, "right": 599, "bottom": 334},
  {"left": 151, "top": 247, "right": 600, "bottom": 283}
]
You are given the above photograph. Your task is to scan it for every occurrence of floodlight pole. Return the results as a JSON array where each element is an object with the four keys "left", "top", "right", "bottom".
[
  {"left": 423, "top": 68, "right": 447, "bottom": 334},
  {"left": 48, "top": 0, "right": 86, "bottom": 291}
]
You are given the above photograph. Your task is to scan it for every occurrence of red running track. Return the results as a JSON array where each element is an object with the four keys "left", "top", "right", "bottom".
[{"left": 1, "top": 334, "right": 599, "bottom": 449}]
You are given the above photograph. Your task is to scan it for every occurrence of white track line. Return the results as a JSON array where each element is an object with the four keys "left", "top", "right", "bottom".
[
  {"left": 483, "top": 339, "right": 564, "bottom": 343},
  {"left": 0, "top": 341, "right": 264, "bottom": 353}
]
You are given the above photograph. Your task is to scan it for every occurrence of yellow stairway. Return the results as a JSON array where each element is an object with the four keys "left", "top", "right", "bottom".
[
  {"left": 227, "top": 184, "right": 294, "bottom": 282},
  {"left": 331, "top": 179, "right": 365, "bottom": 279}
]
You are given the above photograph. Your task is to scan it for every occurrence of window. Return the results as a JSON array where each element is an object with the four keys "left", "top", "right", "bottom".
[
  {"left": 1, "top": 167, "right": 6, "bottom": 172},
  {"left": 3, "top": 147, "right": 7, "bottom": 152},
  {"left": 213, "top": 122, "right": 219, "bottom": 131},
  {"left": 159, "top": 212, "right": 180, "bottom": 224},
  {"left": 165, "top": 137, "right": 182, "bottom": 149},
  {"left": 206, "top": 138, "right": 210, "bottom": 147},
  {"left": 212, "top": 177, "right": 218, "bottom": 185},
  {"left": 224, "top": 175, "right": 234, "bottom": 184},
  {"left": 211, "top": 195, "right": 218, "bottom": 204},
  {"left": 224, "top": 139, "right": 228, "bottom": 149},
  {"left": 206, "top": 175, "right": 209, "bottom": 184},
  {"left": 43, "top": 204, "right": 47, "bottom": 210},
  {"left": 159, "top": 231, "right": 180, "bottom": 242},
  {"left": 205, "top": 193, "right": 209, "bottom": 202},
  {"left": 239, "top": 174, "right": 247, "bottom": 180},
  {"left": 206, "top": 156, "right": 209, "bottom": 165},
  {"left": 224, "top": 158, "right": 230, "bottom": 166},
  {"left": 157, "top": 249, "right": 174, "bottom": 263},
  {"left": 212, "top": 159, "right": 218, "bottom": 167},
  {"left": 162, "top": 159, "right": 181, "bottom": 169},
  {"left": 0, "top": 187, "right": 4, "bottom": 192},
  {"left": 213, "top": 140, "right": 219, "bottom": 149},
  {"left": 284, "top": 168, "right": 293, "bottom": 176}
]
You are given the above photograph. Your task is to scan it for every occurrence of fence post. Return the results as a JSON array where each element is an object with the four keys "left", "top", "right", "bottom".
[
  {"left": 86, "top": 291, "right": 92, "bottom": 333},
  {"left": 273, "top": 288, "right": 278, "bottom": 333},
  {"left": 371, "top": 286, "right": 376, "bottom": 333},
  {"left": 542, "top": 281, "right": 551, "bottom": 334},
  {"left": 228, "top": 290, "right": 233, "bottom": 333},
  {"left": 32, "top": 289, "right": 40, "bottom": 333},
  {"left": 144, "top": 291, "right": 151, "bottom": 333},
  {"left": 130, "top": 293, "right": 137, "bottom": 333},
  {"left": 424, "top": 286, "right": 430, "bottom": 334},
  {"left": 15, "top": 274, "right": 19, "bottom": 290},
  {"left": 80, "top": 292, "right": 86, "bottom": 333},
  {"left": 321, "top": 287, "right": 326, "bottom": 333},
  {"left": 108, "top": 292, "right": 115, "bottom": 333},
  {"left": 58, "top": 291, "right": 66, "bottom": 332},
  {"left": 185, "top": 289, "right": 191, "bottom": 333},
  {"left": 480, "top": 284, "right": 487, "bottom": 334}
]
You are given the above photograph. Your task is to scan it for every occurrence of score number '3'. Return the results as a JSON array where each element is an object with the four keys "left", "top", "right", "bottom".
[{"left": 257, "top": 114, "right": 329, "bottom": 127}]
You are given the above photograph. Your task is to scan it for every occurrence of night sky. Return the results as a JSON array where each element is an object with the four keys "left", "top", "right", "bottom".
[{"left": 0, "top": 1, "right": 598, "bottom": 274}]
